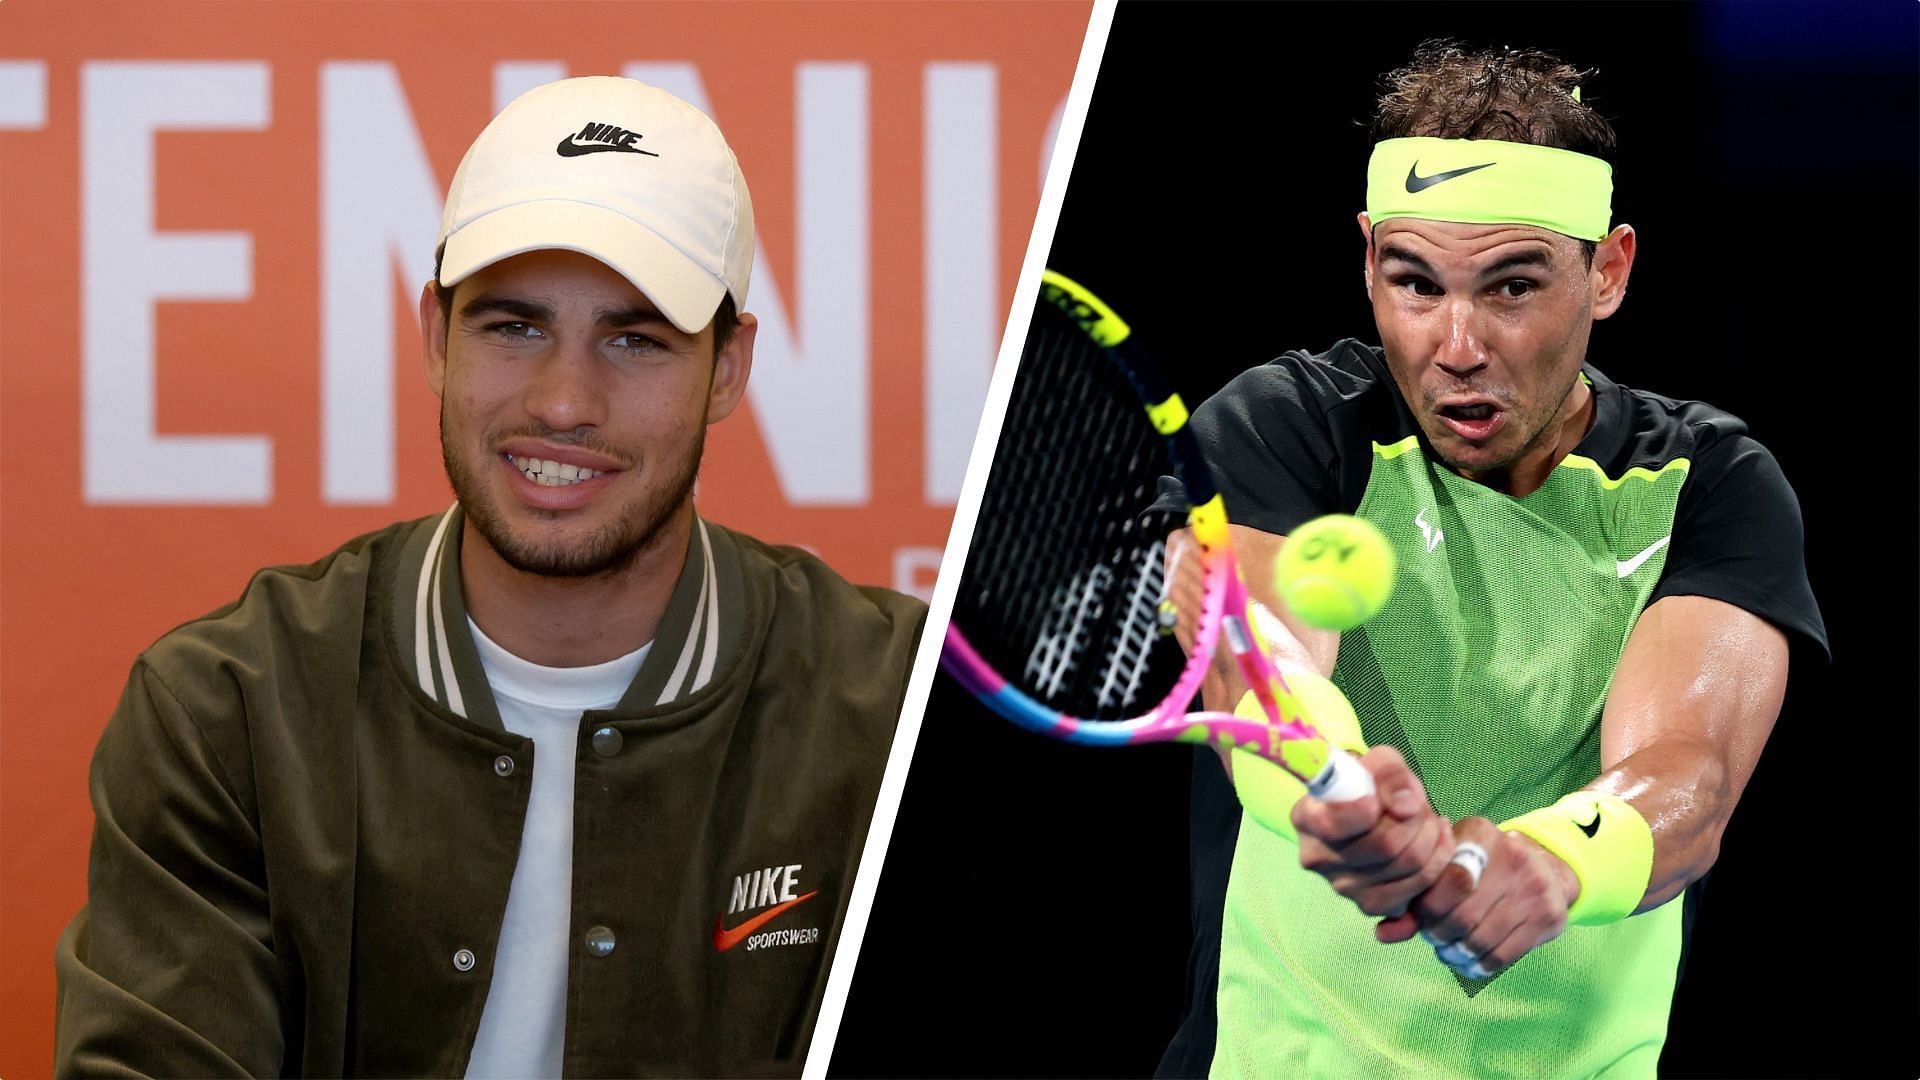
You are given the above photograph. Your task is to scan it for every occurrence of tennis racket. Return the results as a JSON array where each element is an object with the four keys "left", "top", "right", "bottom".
[{"left": 942, "top": 270, "right": 1374, "bottom": 802}]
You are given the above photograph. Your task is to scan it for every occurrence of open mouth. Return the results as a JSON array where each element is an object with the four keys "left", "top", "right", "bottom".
[
  {"left": 1435, "top": 403, "right": 1503, "bottom": 442},
  {"left": 504, "top": 453, "right": 604, "bottom": 487}
]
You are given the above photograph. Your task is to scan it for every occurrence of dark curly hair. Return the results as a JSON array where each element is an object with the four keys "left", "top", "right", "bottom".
[
  {"left": 1371, "top": 40, "right": 1615, "bottom": 258},
  {"left": 1371, "top": 40, "right": 1616, "bottom": 158}
]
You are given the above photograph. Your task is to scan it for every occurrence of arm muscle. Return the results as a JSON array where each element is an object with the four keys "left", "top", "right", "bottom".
[{"left": 1595, "top": 594, "right": 1789, "bottom": 910}]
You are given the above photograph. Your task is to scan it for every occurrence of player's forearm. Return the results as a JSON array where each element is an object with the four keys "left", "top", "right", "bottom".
[
  {"left": 1195, "top": 526, "right": 1341, "bottom": 706},
  {"left": 1176, "top": 524, "right": 1339, "bottom": 776},
  {"left": 1199, "top": 615, "right": 1329, "bottom": 714},
  {"left": 1594, "top": 595, "right": 1789, "bottom": 914},
  {"left": 1589, "top": 733, "right": 1741, "bottom": 911}
]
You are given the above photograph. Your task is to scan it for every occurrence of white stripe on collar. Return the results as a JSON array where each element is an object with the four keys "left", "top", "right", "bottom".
[
  {"left": 430, "top": 530, "right": 467, "bottom": 719},
  {"left": 692, "top": 519, "right": 721, "bottom": 692},
  {"left": 657, "top": 518, "right": 717, "bottom": 705},
  {"left": 414, "top": 509, "right": 718, "bottom": 714},
  {"left": 414, "top": 506, "right": 458, "bottom": 709}
]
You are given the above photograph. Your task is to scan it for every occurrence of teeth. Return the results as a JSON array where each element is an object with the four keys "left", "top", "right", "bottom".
[{"left": 505, "top": 454, "right": 601, "bottom": 486}]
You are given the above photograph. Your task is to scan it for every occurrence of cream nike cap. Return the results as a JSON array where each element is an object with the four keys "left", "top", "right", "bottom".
[{"left": 436, "top": 76, "right": 754, "bottom": 334}]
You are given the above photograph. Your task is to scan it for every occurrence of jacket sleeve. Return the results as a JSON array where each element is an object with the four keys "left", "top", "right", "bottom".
[{"left": 54, "top": 658, "right": 284, "bottom": 1078}]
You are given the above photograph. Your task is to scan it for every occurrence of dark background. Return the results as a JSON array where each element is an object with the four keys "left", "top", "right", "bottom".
[{"left": 835, "top": 2, "right": 1918, "bottom": 1076}]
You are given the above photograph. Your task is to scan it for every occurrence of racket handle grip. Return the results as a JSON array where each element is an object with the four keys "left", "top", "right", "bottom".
[{"left": 1306, "top": 747, "right": 1375, "bottom": 803}]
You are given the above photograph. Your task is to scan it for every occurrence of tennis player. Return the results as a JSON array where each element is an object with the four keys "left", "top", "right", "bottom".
[
  {"left": 1158, "top": 43, "right": 1827, "bottom": 1076},
  {"left": 54, "top": 76, "right": 925, "bottom": 1076}
]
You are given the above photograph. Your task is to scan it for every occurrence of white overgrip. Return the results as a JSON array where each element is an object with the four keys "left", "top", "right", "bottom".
[{"left": 1306, "top": 745, "right": 1375, "bottom": 803}]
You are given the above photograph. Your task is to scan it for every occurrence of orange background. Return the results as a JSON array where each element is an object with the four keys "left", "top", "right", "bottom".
[{"left": 0, "top": 1, "right": 1088, "bottom": 1069}]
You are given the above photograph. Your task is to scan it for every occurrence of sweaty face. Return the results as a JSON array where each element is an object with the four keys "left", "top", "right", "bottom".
[
  {"left": 431, "top": 250, "right": 720, "bottom": 578},
  {"left": 1366, "top": 219, "right": 1597, "bottom": 487}
]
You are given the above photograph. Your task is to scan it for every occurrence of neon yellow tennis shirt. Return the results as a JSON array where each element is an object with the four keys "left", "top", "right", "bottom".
[{"left": 1152, "top": 341, "right": 1825, "bottom": 1078}]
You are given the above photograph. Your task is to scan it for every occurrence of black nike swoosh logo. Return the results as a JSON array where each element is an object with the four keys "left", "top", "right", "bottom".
[
  {"left": 1577, "top": 811, "right": 1601, "bottom": 838},
  {"left": 556, "top": 136, "right": 660, "bottom": 158},
  {"left": 1405, "top": 161, "right": 1494, "bottom": 193}
]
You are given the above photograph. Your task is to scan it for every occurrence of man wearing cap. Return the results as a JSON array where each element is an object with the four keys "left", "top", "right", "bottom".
[
  {"left": 1156, "top": 44, "right": 1825, "bottom": 1076},
  {"left": 55, "top": 77, "right": 924, "bottom": 1077}
]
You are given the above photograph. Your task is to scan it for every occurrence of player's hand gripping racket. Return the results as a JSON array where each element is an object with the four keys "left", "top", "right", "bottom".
[{"left": 941, "top": 270, "right": 1374, "bottom": 803}]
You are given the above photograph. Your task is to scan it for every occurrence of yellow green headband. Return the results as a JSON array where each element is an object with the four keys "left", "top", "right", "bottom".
[{"left": 1366, "top": 137, "right": 1613, "bottom": 242}]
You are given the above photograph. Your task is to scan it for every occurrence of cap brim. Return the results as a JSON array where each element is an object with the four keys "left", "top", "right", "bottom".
[{"left": 439, "top": 200, "right": 727, "bottom": 334}]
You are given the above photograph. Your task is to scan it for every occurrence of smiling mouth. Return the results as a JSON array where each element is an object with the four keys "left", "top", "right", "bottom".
[{"left": 504, "top": 452, "right": 605, "bottom": 487}]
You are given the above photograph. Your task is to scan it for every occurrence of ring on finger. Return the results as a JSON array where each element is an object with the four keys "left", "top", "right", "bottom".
[{"left": 1448, "top": 841, "right": 1489, "bottom": 889}]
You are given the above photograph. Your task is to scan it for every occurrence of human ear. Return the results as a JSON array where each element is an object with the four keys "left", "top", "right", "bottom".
[
  {"left": 1356, "top": 212, "right": 1376, "bottom": 299},
  {"left": 705, "top": 312, "right": 757, "bottom": 424},
  {"left": 420, "top": 282, "right": 449, "bottom": 398},
  {"left": 1591, "top": 224, "right": 1637, "bottom": 320}
]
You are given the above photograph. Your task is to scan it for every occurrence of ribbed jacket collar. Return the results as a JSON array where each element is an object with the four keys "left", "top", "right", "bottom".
[{"left": 388, "top": 504, "right": 744, "bottom": 730}]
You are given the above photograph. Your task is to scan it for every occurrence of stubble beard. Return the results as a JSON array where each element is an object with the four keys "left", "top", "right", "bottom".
[
  {"left": 441, "top": 413, "right": 705, "bottom": 580},
  {"left": 1421, "top": 371, "right": 1580, "bottom": 479}
]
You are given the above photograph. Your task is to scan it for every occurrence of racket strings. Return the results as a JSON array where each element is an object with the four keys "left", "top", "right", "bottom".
[{"left": 956, "top": 301, "right": 1187, "bottom": 720}]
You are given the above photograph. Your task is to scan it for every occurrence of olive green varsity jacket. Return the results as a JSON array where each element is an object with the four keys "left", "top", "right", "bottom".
[{"left": 54, "top": 508, "right": 926, "bottom": 1077}]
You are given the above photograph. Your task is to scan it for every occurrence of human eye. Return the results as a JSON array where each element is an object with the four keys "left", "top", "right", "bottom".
[
  {"left": 1391, "top": 274, "right": 1441, "bottom": 298},
  {"left": 484, "top": 321, "right": 544, "bottom": 341},
  {"left": 610, "top": 332, "right": 668, "bottom": 354},
  {"left": 1496, "top": 278, "right": 1538, "bottom": 299}
]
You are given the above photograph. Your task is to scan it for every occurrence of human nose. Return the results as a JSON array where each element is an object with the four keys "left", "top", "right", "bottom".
[
  {"left": 1435, "top": 299, "right": 1489, "bottom": 379},
  {"left": 523, "top": 341, "right": 608, "bottom": 433}
]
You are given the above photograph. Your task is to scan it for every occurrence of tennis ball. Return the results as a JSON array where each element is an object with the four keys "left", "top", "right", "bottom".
[
  {"left": 1273, "top": 514, "right": 1396, "bottom": 631},
  {"left": 1229, "top": 672, "right": 1367, "bottom": 842}
]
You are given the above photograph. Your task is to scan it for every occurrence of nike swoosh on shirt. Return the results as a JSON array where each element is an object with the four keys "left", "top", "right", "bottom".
[
  {"left": 712, "top": 891, "right": 819, "bottom": 952},
  {"left": 1615, "top": 536, "right": 1672, "bottom": 578}
]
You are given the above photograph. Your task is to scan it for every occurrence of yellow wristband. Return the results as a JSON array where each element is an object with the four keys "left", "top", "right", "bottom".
[
  {"left": 1500, "top": 791, "right": 1653, "bottom": 926},
  {"left": 1226, "top": 671, "right": 1367, "bottom": 843}
]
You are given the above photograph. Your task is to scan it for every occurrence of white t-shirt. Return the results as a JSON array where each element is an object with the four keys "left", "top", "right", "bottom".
[{"left": 463, "top": 618, "right": 650, "bottom": 1080}]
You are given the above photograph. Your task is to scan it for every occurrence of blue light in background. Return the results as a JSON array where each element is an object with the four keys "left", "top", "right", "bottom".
[{"left": 1695, "top": 0, "right": 1916, "bottom": 172}]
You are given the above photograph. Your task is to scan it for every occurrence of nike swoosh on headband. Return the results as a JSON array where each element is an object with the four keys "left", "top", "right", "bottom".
[{"left": 1404, "top": 161, "right": 1495, "bottom": 193}]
